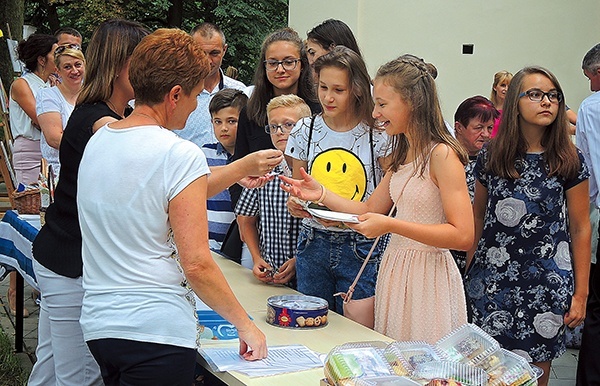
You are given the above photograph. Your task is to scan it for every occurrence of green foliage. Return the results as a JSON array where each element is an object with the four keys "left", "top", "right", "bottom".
[
  {"left": 0, "top": 328, "right": 28, "bottom": 386},
  {"left": 23, "top": 0, "right": 289, "bottom": 85}
]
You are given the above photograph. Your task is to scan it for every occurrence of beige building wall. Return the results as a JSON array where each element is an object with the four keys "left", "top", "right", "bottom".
[{"left": 289, "top": 0, "right": 600, "bottom": 121}]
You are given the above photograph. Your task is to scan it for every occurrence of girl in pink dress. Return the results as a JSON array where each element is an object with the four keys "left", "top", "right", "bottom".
[{"left": 282, "top": 55, "right": 473, "bottom": 343}]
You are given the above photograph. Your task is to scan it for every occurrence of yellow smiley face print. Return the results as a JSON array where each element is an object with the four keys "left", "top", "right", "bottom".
[{"left": 310, "top": 148, "right": 367, "bottom": 201}]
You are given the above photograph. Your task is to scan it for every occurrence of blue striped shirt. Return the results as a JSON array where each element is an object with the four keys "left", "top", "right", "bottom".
[{"left": 201, "top": 142, "right": 234, "bottom": 250}]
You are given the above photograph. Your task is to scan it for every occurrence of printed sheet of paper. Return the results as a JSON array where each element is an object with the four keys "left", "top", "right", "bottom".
[{"left": 200, "top": 344, "right": 324, "bottom": 377}]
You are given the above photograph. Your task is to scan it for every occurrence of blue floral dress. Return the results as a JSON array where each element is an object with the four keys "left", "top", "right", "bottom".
[{"left": 465, "top": 147, "right": 588, "bottom": 362}]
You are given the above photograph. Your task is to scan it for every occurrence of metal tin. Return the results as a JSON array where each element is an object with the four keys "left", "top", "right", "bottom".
[{"left": 267, "top": 295, "right": 329, "bottom": 328}]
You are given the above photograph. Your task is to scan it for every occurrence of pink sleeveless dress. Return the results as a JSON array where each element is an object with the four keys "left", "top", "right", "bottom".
[{"left": 374, "top": 155, "right": 467, "bottom": 343}]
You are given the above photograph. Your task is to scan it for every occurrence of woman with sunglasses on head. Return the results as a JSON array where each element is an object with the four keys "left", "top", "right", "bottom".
[
  {"left": 29, "top": 19, "right": 150, "bottom": 386},
  {"left": 36, "top": 44, "right": 85, "bottom": 178},
  {"left": 6, "top": 33, "right": 57, "bottom": 319},
  {"left": 466, "top": 66, "right": 590, "bottom": 386}
]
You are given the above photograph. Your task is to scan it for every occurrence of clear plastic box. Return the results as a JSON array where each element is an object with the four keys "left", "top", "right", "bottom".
[
  {"left": 436, "top": 324, "right": 500, "bottom": 365},
  {"left": 324, "top": 341, "right": 394, "bottom": 386},
  {"left": 352, "top": 376, "right": 421, "bottom": 386},
  {"left": 412, "top": 361, "right": 488, "bottom": 386},
  {"left": 476, "top": 349, "right": 538, "bottom": 386},
  {"left": 384, "top": 341, "right": 446, "bottom": 375}
]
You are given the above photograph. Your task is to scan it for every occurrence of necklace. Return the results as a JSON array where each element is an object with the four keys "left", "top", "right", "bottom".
[
  {"left": 106, "top": 100, "right": 123, "bottom": 118},
  {"left": 132, "top": 112, "right": 165, "bottom": 128}
]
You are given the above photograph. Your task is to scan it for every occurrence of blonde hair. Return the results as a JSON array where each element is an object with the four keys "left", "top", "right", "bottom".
[
  {"left": 375, "top": 55, "right": 467, "bottom": 175},
  {"left": 55, "top": 47, "right": 85, "bottom": 67},
  {"left": 490, "top": 70, "right": 513, "bottom": 107},
  {"left": 266, "top": 94, "right": 311, "bottom": 119}
]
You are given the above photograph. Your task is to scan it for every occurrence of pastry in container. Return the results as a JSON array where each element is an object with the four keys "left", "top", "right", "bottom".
[
  {"left": 436, "top": 324, "right": 500, "bottom": 365},
  {"left": 475, "top": 349, "right": 539, "bottom": 386},
  {"left": 412, "top": 361, "right": 488, "bottom": 386},
  {"left": 324, "top": 341, "right": 394, "bottom": 385},
  {"left": 384, "top": 341, "right": 446, "bottom": 376}
]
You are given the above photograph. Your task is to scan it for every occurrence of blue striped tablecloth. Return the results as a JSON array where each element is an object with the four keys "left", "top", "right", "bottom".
[{"left": 0, "top": 210, "right": 40, "bottom": 290}]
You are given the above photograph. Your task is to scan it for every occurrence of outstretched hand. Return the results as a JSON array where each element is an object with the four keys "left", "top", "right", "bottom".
[
  {"left": 279, "top": 167, "right": 322, "bottom": 201},
  {"left": 239, "top": 175, "right": 274, "bottom": 189}
]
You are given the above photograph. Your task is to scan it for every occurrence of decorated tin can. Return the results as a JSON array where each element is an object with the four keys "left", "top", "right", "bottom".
[{"left": 266, "top": 295, "right": 329, "bottom": 328}]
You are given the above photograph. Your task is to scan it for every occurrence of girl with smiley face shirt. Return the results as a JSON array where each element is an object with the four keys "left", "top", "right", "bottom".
[
  {"left": 285, "top": 46, "right": 390, "bottom": 315},
  {"left": 466, "top": 66, "right": 590, "bottom": 385},
  {"left": 283, "top": 55, "right": 472, "bottom": 342}
]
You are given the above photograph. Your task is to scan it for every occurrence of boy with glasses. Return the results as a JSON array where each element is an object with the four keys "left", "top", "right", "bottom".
[{"left": 235, "top": 95, "right": 310, "bottom": 286}]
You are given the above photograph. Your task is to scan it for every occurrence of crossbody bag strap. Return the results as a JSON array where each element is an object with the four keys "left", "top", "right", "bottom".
[
  {"left": 335, "top": 173, "right": 412, "bottom": 304},
  {"left": 306, "top": 114, "right": 317, "bottom": 162}
]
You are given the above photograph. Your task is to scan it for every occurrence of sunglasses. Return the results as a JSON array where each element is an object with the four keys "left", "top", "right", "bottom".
[{"left": 55, "top": 44, "right": 82, "bottom": 56}]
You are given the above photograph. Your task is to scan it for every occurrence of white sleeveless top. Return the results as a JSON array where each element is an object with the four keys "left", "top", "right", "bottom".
[{"left": 9, "top": 72, "right": 48, "bottom": 140}]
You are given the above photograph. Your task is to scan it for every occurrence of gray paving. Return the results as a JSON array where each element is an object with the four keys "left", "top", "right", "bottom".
[{"left": 0, "top": 275, "right": 579, "bottom": 384}]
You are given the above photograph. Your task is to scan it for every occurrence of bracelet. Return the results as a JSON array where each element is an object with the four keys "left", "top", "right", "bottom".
[{"left": 314, "top": 184, "right": 327, "bottom": 205}]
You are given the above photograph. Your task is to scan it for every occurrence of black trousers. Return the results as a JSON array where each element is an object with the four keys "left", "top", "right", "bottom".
[
  {"left": 87, "top": 338, "right": 196, "bottom": 386},
  {"left": 577, "top": 262, "right": 600, "bottom": 386}
]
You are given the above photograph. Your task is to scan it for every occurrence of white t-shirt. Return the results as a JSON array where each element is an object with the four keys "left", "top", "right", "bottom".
[
  {"left": 78, "top": 124, "right": 210, "bottom": 349},
  {"left": 36, "top": 86, "right": 74, "bottom": 177},
  {"left": 285, "top": 115, "right": 391, "bottom": 230}
]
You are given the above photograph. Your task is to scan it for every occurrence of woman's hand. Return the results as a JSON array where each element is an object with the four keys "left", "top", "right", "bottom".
[
  {"left": 346, "top": 213, "right": 391, "bottom": 239},
  {"left": 564, "top": 294, "right": 587, "bottom": 328},
  {"left": 242, "top": 149, "right": 283, "bottom": 177},
  {"left": 237, "top": 322, "right": 268, "bottom": 361},
  {"left": 239, "top": 175, "right": 274, "bottom": 189},
  {"left": 252, "top": 258, "right": 274, "bottom": 283},
  {"left": 279, "top": 167, "right": 322, "bottom": 202},
  {"left": 273, "top": 258, "right": 296, "bottom": 285}
]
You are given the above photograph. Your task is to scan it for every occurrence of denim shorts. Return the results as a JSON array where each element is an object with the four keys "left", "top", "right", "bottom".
[{"left": 296, "top": 225, "right": 383, "bottom": 313}]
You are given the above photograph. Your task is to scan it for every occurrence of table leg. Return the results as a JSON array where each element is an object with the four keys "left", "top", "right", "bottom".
[{"left": 15, "top": 272, "right": 23, "bottom": 352}]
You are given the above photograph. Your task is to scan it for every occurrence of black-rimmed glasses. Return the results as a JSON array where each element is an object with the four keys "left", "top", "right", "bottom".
[
  {"left": 55, "top": 44, "right": 82, "bottom": 55},
  {"left": 519, "top": 89, "right": 563, "bottom": 103},
  {"left": 264, "top": 59, "right": 300, "bottom": 72},
  {"left": 264, "top": 122, "right": 296, "bottom": 134}
]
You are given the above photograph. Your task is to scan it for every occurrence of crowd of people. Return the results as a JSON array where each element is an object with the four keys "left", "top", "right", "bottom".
[{"left": 4, "top": 16, "right": 599, "bottom": 386}]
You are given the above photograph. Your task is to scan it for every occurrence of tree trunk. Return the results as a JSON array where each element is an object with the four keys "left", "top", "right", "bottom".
[
  {"left": 46, "top": 2, "right": 60, "bottom": 34},
  {"left": 167, "top": 0, "right": 183, "bottom": 28},
  {"left": 0, "top": 0, "right": 25, "bottom": 96}
]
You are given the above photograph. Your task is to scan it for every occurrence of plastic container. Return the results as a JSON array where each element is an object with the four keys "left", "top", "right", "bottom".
[
  {"left": 412, "top": 361, "right": 488, "bottom": 386},
  {"left": 324, "top": 341, "right": 394, "bottom": 385},
  {"left": 436, "top": 324, "right": 500, "bottom": 365},
  {"left": 352, "top": 376, "right": 421, "bottom": 385},
  {"left": 384, "top": 341, "right": 446, "bottom": 375},
  {"left": 477, "top": 349, "right": 539, "bottom": 386},
  {"left": 267, "top": 295, "right": 328, "bottom": 328}
]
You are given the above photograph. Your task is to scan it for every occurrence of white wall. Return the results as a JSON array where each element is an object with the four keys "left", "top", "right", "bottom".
[{"left": 289, "top": 0, "right": 600, "bottom": 121}]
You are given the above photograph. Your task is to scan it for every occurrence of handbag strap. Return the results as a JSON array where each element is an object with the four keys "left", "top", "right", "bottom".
[{"left": 335, "top": 173, "right": 412, "bottom": 304}]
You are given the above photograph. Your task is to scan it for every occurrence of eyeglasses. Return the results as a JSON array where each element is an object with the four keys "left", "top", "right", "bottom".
[
  {"left": 518, "top": 89, "right": 563, "bottom": 103},
  {"left": 264, "top": 122, "right": 296, "bottom": 134},
  {"left": 55, "top": 44, "right": 82, "bottom": 56},
  {"left": 264, "top": 58, "right": 301, "bottom": 72}
]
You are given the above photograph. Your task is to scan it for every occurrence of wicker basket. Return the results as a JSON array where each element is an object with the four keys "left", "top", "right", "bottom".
[{"left": 12, "top": 189, "right": 41, "bottom": 214}]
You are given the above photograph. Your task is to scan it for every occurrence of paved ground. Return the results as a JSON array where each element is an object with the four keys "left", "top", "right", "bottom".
[
  {"left": 0, "top": 275, "right": 579, "bottom": 385},
  {"left": 0, "top": 276, "right": 38, "bottom": 377}
]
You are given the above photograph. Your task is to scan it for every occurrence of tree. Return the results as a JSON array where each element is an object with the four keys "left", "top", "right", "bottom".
[
  {"left": 0, "top": 0, "right": 25, "bottom": 96},
  {"left": 16, "top": 0, "right": 288, "bottom": 85}
]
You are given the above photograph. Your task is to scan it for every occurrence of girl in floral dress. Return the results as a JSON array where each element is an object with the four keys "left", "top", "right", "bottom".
[{"left": 466, "top": 66, "right": 590, "bottom": 386}]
